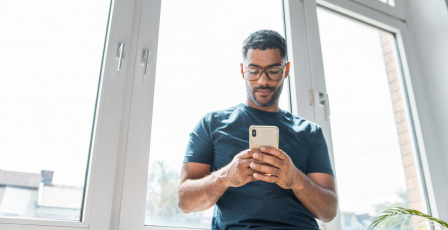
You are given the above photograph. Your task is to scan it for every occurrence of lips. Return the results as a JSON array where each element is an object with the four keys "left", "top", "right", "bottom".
[{"left": 257, "top": 90, "right": 272, "bottom": 96}]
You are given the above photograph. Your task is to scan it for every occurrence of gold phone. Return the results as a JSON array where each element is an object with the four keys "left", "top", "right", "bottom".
[
  {"left": 249, "top": 125, "right": 279, "bottom": 150},
  {"left": 249, "top": 126, "right": 279, "bottom": 176}
]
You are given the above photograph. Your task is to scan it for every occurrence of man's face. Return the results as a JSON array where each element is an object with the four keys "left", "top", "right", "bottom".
[{"left": 243, "top": 48, "right": 288, "bottom": 107}]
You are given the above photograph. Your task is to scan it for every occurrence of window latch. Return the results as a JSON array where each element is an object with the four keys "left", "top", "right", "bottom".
[
  {"left": 141, "top": 49, "right": 151, "bottom": 76},
  {"left": 116, "top": 43, "right": 126, "bottom": 71},
  {"left": 319, "top": 92, "right": 330, "bottom": 120}
]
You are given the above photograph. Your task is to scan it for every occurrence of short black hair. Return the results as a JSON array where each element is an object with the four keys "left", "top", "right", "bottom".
[{"left": 242, "top": 30, "right": 287, "bottom": 61}]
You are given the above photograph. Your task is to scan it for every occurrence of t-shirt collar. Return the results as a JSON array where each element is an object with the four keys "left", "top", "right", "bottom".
[{"left": 240, "top": 103, "right": 284, "bottom": 117}]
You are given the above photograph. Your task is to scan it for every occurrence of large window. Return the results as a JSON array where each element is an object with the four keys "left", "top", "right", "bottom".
[
  {"left": 144, "top": 0, "right": 289, "bottom": 228},
  {"left": 316, "top": 7, "right": 428, "bottom": 230},
  {"left": 0, "top": 0, "right": 110, "bottom": 221},
  {"left": 0, "top": 0, "right": 137, "bottom": 229}
]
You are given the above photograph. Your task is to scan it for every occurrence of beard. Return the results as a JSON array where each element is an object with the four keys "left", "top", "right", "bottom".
[{"left": 246, "top": 81, "right": 284, "bottom": 107}]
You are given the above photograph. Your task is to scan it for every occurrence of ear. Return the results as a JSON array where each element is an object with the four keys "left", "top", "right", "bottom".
[
  {"left": 240, "top": 63, "right": 245, "bottom": 79},
  {"left": 284, "top": 62, "right": 290, "bottom": 79}
]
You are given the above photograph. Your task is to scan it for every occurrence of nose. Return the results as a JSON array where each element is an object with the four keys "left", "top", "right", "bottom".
[{"left": 257, "top": 70, "right": 271, "bottom": 84}]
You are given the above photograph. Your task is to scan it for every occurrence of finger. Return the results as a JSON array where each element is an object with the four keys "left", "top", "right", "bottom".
[
  {"left": 246, "top": 165, "right": 270, "bottom": 176},
  {"left": 260, "top": 147, "right": 286, "bottom": 159},
  {"left": 253, "top": 173, "right": 279, "bottom": 183},
  {"left": 241, "top": 158, "right": 255, "bottom": 168},
  {"left": 250, "top": 158, "right": 273, "bottom": 166},
  {"left": 246, "top": 165, "right": 267, "bottom": 175},
  {"left": 238, "top": 150, "right": 252, "bottom": 159},
  {"left": 253, "top": 152, "right": 284, "bottom": 168},
  {"left": 240, "top": 149, "right": 261, "bottom": 159},
  {"left": 250, "top": 162, "right": 280, "bottom": 176},
  {"left": 247, "top": 168, "right": 257, "bottom": 175}
]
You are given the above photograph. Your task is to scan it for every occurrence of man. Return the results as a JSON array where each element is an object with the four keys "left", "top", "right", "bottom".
[{"left": 178, "top": 30, "right": 337, "bottom": 229}]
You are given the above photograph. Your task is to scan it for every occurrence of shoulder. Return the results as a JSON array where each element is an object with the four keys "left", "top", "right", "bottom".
[
  {"left": 281, "top": 110, "right": 322, "bottom": 134},
  {"left": 281, "top": 112, "right": 326, "bottom": 150},
  {"left": 205, "top": 104, "right": 246, "bottom": 121}
]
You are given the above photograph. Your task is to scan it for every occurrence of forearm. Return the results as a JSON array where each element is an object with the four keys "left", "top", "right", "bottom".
[
  {"left": 178, "top": 168, "right": 229, "bottom": 213},
  {"left": 292, "top": 171, "right": 338, "bottom": 222}
]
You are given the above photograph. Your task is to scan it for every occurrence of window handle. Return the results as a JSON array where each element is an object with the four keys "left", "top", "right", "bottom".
[
  {"left": 319, "top": 92, "right": 330, "bottom": 120},
  {"left": 116, "top": 43, "right": 126, "bottom": 71},
  {"left": 141, "top": 49, "right": 151, "bottom": 76}
]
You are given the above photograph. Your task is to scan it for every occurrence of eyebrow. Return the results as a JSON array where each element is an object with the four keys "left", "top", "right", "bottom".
[{"left": 247, "top": 63, "right": 283, "bottom": 68}]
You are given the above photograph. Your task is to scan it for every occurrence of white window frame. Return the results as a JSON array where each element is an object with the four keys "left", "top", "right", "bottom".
[
  {"left": 0, "top": 0, "right": 139, "bottom": 229},
  {"left": 115, "top": 0, "right": 163, "bottom": 229}
]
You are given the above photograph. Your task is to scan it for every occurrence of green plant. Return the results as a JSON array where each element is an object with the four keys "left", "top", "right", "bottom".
[{"left": 362, "top": 207, "right": 448, "bottom": 230}]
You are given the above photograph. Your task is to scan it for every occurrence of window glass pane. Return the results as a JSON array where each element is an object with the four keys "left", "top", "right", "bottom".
[
  {"left": 0, "top": 0, "right": 110, "bottom": 221},
  {"left": 317, "top": 8, "right": 426, "bottom": 230},
  {"left": 145, "top": 0, "right": 288, "bottom": 228}
]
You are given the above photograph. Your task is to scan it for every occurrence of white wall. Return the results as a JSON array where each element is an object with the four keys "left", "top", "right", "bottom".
[{"left": 405, "top": 0, "right": 448, "bottom": 220}]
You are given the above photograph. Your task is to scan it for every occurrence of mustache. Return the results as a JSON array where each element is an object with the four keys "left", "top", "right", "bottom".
[{"left": 253, "top": 85, "right": 276, "bottom": 91}]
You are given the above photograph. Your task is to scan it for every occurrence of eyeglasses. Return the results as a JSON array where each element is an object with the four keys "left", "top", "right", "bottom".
[{"left": 240, "top": 62, "right": 290, "bottom": 81}]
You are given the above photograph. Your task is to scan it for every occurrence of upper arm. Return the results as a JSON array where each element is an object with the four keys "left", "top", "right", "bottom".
[
  {"left": 306, "top": 126, "right": 334, "bottom": 176},
  {"left": 183, "top": 113, "right": 214, "bottom": 164},
  {"left": 181, "top": 114, "right": 213, "bottom": 183},
  {"left": 179, "top": 162, "right": 211, "bottom": 184},
  {"left": 307, "top": 172, "right": 336, "bottom": 194}
]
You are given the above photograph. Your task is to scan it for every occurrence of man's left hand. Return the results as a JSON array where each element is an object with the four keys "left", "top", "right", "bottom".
[{"left": 250, "top": 146, "right": 301, "bottom": 190}]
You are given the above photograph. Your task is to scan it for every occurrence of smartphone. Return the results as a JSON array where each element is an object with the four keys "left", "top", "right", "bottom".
[
  {"left": 249, "top": 125, "right": 279, "bottom": 150},
  {"left": 249, "top": 126, "right": 279, "bottom": 176}
]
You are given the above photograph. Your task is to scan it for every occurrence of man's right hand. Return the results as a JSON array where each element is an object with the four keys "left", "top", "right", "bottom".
[
  {"left": 218, "top": 149, "right": 262, "bottom": 187},
  {"left": 178, "top": 149, "right": 266, "bottom": 213}
]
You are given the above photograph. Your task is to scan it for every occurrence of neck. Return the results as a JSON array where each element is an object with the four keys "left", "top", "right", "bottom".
[{"left": 245, "top": 98, "right": 281, "bottom": 112}]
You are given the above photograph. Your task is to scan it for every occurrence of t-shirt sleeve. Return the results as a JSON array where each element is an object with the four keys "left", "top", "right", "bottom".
[
  {"left": 306, "top": 126, "right": 334, "bottom": 176},
  {"left": 183, "top": 113, "right": 214, "bottom": 165}
]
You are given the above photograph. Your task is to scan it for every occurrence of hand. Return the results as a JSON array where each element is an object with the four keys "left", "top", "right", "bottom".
[
  {"left": 218, "top": 149, "right": 261, "bottom": 187},
  {"left": 250, "top": 146, "right": 302, "bottom": 190}
]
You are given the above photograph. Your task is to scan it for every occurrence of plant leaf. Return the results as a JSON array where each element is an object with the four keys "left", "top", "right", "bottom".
[{"left": 362, "top": 207, "right": 448, "bottom": 230}]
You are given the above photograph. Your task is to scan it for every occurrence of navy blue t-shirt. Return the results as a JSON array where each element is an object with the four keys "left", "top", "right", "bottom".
[{"left": 183, "top": 103, "right": 334, "bottom": 230}]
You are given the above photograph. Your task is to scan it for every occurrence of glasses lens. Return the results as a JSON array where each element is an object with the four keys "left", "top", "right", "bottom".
[
  {"left": 267, "top": 68, "right": 283, "bottom": 80},
  {"left": 246, "top": 68, "right": 261, "bottom": 80}
]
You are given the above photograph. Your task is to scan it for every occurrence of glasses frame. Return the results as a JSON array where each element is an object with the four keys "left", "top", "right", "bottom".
[{"left": 240, "top": 62, "right": 290, "bottom": 81}]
